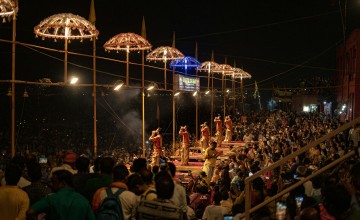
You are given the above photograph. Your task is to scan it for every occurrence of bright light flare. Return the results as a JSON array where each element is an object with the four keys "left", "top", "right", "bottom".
[
  {"left": 174, "top": 92, "right": 180, "bottom": 96},
  {"left": 147, "top": 85, "right": 155, "bottom": 91},
  {"left": 114, "top": 82, "right": 124, "bottom": 90},
  {"left": 193, "top": 91, "right": 198, "bottom": 96},
  {"left": 205, "top": 90, "right": 210, "bottom": 95},
  {"left": 70, "top": 77, "right": 78, "bottom": 84}
]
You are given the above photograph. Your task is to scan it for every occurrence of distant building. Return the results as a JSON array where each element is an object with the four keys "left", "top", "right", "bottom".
[{"left": 336, "top": 28, "right": 360, "bottom": 121}]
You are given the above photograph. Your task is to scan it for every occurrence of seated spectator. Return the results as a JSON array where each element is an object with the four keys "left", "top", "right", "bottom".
[
  {"left": 321, "top": 184, "right": 351, "bottom": 220},
  {"left": 0, "top": 163, "right": 30, "bottom": 220},
  {"left": 167, "top": 162, "right": 187, "bottom": 212},
  {"left": 199, "top": 171, "right": 210, "bottom": 188},
  {"left": 27, "top": 169, "right": 94, "bottom": 220},
  {"left": 137, "top": 171, "right": 183, "bottom": 220},
  {"left": 296, "top": 165, "right": 313, "bottom": 197},
  {"left": 189, "top": 185, "right": 211, "bottom": 218},
  {"left": 202, "top": 192, "right": 229, "bottom": 220},
  {"left": 186, "top": 195, "right": 196, "bottom": 220},
  {"left": 220, "top": 189, "right": 233, "bottom": 214}
]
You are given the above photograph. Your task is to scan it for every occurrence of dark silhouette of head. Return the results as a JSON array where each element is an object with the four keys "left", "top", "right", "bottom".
[
  {"left": 75, "top": 156, "right": 90, "bottom": 173},
  {"left": 5, "top": 163, "right": 22, "bottom": 185},
  {"left": 100, "top": 157, "right": 115, "bottom": 175},
  {"left": 155, "top": 171, "right": 174, "bottom": 200},
  {"left": 113, "top": 164, "right": 129, "bottom": 182}
]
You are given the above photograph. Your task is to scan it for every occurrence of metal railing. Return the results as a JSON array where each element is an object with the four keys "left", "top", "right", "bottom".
[{"left": 242, "top": 117, "right": 360, "bottom": 220}]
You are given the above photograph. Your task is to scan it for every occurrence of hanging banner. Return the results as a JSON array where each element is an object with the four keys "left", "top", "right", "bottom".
[{"left": 173, "top": 74, "right": 200, "bottom": 91}]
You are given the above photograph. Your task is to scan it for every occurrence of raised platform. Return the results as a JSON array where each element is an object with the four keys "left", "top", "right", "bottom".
[{"left": 170, "top": 141, "right": 247, "bottom": 174}]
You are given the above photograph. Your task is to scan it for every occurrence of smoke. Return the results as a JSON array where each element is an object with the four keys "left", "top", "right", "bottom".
[{"left": 119, "top": 110, "right": 142, "bottom": 144}]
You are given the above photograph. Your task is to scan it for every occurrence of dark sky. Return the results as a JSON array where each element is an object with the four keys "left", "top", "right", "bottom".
[
  {"left": 1, "top": 0, "right": 358, "bottom": 91},
  {"left": 1, "top": 0, "right": 360, "bottom": 150}
]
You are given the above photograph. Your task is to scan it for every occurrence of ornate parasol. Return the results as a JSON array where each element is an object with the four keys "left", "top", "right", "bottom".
[
  {"left": 169, "top": 56, "right": 201, "bottom": 75},
  {"left": 146, "top": 46, "right": 184, "bottom": 90},
  {"left": 197, "top": 61, "right": 219, "bottom": 90},
  {"left": 104, "top": 32, "right": 152, "bottom": 86},
  {"left": 213, "top": 64, "right": 233, "bottom": 118},
  {"left": 228, "top": 68, "right": 252, "bottom": 113},
  {"left": 34, "top": 13, "right": 99, "bottom": 83},
  {"left": 0, "top": 0, "right": 16, "bottom": 22}
]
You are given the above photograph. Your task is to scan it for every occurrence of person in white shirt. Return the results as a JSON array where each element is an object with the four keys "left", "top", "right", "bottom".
[
  {"left": 202, "top": 192, "right": 229, "bottom": 220},
  {"left": 167, "top": 162, "right": 187, "bottom": 214}
]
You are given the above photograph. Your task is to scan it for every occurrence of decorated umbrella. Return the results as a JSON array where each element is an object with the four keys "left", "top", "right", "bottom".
[
  {"left": 169, "top": 56, "right": 201, "bottom": 75},
  {"left": 1, "top": 0, "right": 17, "bottom": 157},
  {"left": 226, "top": 68, "right": 252, "bottom": 113},
  {"left": 146, "top": 46, "right": 184, "bottom": 90},
  {"left": 213, "top": 64, "right": 233, "bottom": 119},
  {"left": 104, "top": 32, "right": 152, "bottom": 86},
  {"left": 0, "top": 0, "right": 16, "bottom": 22},
  {"left": 34, "top": 13, "right": 99, "bottom": 83},
  {"left": 197, "top": 61, "right": 219, "bottom": 90}
]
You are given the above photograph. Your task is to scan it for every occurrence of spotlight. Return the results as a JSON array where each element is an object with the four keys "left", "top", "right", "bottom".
[
  {"left": 70, "top": 77, "right": 79, "bottom": 84},
  {"left": 113, "top": 80, "right": 124, "bottom": 91},
  {"left": 174, "top": 92, "right": 180, "bottom": 96},
  {"left": 147, "top": 83, "right": 158, "bottom": 91},
  {"left": 205, "top": 90, "right": 210, "bottom": 95},
  {"left": 192, "top": 91, "right": 198, "bottom": 96}
]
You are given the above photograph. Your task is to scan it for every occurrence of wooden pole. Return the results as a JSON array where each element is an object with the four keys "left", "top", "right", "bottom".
[
  {"left": 92, "top": 37, "right": 98, "bottom": 157},
  {"left": 11, "top": 13, "right": 17, "bottom": 157}
]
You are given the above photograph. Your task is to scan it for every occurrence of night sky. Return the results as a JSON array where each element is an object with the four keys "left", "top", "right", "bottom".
[
  {"left": 1, "top": 0, "right": 359, "bottom": 151},
  {"left": 1, "top": 0, "right": 357, "bottom": 87}
]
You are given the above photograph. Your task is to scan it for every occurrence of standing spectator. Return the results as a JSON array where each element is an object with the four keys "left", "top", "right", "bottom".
[
  {"left": 23, "top": 162, "right": 52, "bottom": 205},
  {"left": 0, "top": 163, "right": 29, "bottom": 220},
  {"left": 27, "top": 169, "right": 94, "bottom": 220},
  {"left": 204, "top": 142, "right": 218, "bottom": 180},
  {"left": 84, "top": 157, "right": 114, "bottom": 201},
  {"left": 50, "top": 151, "right": 78, "bottom": 176},
  {"left": 139, "top": 168, "right": 157, "bottom": 200},
  {"left": 73, "top": 156, "right": 98, "bottom": 198},
  {"left": 1, "top": 155, "right": 31, "bottom": 188},
  {"left": 92, "top": 164, "right": 137, "bottom": 220}
]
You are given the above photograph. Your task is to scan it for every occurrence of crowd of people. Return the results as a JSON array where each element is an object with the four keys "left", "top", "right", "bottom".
[{"left": 1, "top": 110, "right": 360, "bottom": 220}]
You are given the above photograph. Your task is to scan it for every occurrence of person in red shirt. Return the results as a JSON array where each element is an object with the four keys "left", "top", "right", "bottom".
[
  {"left": 214, "top": 116, "right": 223, "bottom": 147},
  {"left": 179, "top": 126, "right": 190, "bottom": 166},
  {"left": 224, "top": 116, "right": 233, "bottom": 142},
  {"left": 149, "top": 128, "right": 163, "bottom": 167},
  {"left": 200, "top": 122, "right": 210, "bottom": 152}
]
